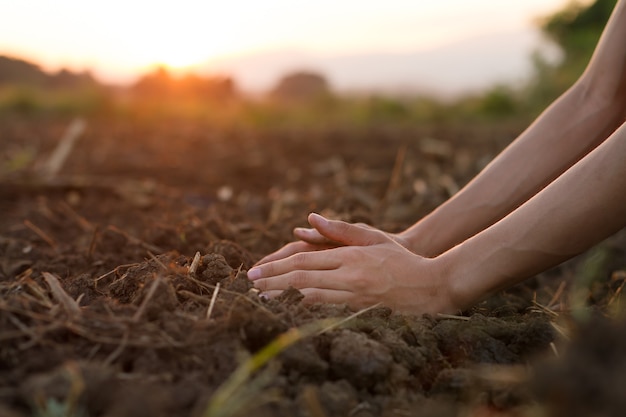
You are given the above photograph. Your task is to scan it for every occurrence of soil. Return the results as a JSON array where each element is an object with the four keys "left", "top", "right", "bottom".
[{"left": 1, "top": 117, "right": 625, "bottom": 417}]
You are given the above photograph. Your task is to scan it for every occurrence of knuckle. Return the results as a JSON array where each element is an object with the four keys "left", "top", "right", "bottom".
[
  {"left": 344, "top": 246, "right": 366, "bottom": 262},
  {"left": 364, "top": 232, "right": 384, "bottom": 246},
  {"left": 288, "top": 270, "right": 309, "bottom": 288},
  {"left": 334, "top": 219, "right": 352, "bottom": 234},
  {"left": 350, "top": 274, "right": 369, "bottom": 292},
  {"left": 290, "top": 252, "right": 309, "bottom": 269},
  {"left": 302, "top": 289, "right": 324, "bottom": 305}
]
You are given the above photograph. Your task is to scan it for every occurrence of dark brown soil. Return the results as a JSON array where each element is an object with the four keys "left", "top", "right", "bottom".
[{"left": 1, "top": 117, "right": 624, "bottom": 416}]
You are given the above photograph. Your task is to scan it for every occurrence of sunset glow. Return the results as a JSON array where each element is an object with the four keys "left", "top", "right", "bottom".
[{"left": 0, "top": 0, "right": 575, "bottom": 87}]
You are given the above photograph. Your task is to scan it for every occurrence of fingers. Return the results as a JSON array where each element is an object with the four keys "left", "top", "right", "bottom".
[
  {"left": 293, "top": 227, "right": 335, "bottom": 245},
  {"left": 254, "top": 220, "right": 344, "bottom": 267},
  {"left": 250, "top": 250, "right": 341, "bottom": 281},
  {"left": 250, "top": 250, "right": 357, "bottom": 293},
  {"left": 255, "top": 213, "right": 384, "bottom": 267},
  {"left": 253, "top": 267, "right": 356, "bottom": 294},
  {"left": 308, "top": 213, "right": 386, "bottom": 247},
  {"left": 254, "top": 241, "right": 330, "bottom": 266}
]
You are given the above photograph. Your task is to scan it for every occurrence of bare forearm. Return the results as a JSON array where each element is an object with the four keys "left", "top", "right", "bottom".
[
  {"left": 403, "top": 0, "right": 626, "bottom": 258},
  {"left": 442, "top": 121, "right": 626, "bottom": 310},
  {"left": 403, "top": 82, "right": 625, "bottom": 257}
]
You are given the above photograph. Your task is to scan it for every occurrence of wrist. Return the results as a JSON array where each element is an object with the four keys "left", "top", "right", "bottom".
[
  {"left": 397, "top": 220, "right": 447, "bottom": 258},
  {"left": 434, "top": 244, "right": 485, "bottom": 313}
]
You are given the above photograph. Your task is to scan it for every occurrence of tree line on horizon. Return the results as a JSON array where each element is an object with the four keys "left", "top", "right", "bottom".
[{"left": 0, "top": 0, "right": 617, "bottom": 117}]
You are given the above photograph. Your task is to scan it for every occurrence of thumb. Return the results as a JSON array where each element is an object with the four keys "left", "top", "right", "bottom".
[{"left": 308, "top": 213, "right": 385, "bottom": 247}]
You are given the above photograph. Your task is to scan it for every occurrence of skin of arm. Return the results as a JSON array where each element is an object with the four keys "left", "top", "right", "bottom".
[
  {"left": 250, "top": 122, "right": 626, "bottom": 314},
  {"left": 402, "top": 0, "right": 626, "bottom": 257},
  {"left": 443, "top": 120, "right": 626, "bottom": 311},
  {"left": 254, "top": 0, "right": 626, "bottom": 265},
  {"left": 248, "top": 0, "right": 626, "bottom": 313}
]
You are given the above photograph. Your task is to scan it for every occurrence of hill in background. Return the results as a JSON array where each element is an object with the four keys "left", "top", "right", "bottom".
[{"left": 0, "top": 55, "right": 97, "bottom": 90}]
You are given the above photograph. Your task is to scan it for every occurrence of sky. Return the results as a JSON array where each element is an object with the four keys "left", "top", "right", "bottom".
[{"left": 0, "top": 0, "right": 578, "bottom": 93}]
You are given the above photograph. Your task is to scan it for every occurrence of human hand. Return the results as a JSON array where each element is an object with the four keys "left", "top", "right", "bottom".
[
  {"left": 254, "top": 213, "right": 412, "bottom": 266},
  {"left": 248, "top": 213, "right": 459, "bottom": 315}
]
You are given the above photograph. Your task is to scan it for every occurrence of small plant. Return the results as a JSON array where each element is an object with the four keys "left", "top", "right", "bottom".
[
  {"left": 203, "top": 319, "right": 336, "bottom": 417},
  {"left": 203, "top": 304, "right": 380, "bottom": 417},
  {"left": 32, "top": 363, "right": 86, "bottom": 417},
  {"left": 34, "top": 398, "right": 86, "bottom": 417}
]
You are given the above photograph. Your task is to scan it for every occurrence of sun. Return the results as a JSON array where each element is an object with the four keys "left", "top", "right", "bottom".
[
  {"left": 82, "top": 3, "right": 263, "bottom": 81},
  {"left": 132, "top": 37, "right": 210, "bottom": 74},
  {"left": 158, "top": 50, "right": 199, "bottom": 70}
]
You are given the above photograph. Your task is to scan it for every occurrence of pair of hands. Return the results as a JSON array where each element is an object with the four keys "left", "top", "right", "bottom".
[{"left": 247, "top": 213, "right": 458, "bottom": 315}]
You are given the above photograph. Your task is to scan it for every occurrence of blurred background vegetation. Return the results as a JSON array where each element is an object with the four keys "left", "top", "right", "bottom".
[{"left": 0, "top": 0, "right": 617, "bottom": 128}]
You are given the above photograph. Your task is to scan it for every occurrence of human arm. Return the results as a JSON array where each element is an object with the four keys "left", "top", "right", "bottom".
[
  {"left": 443, "top": 119, "right": 626, "bottom": 309},
  {"left": 249, "top": 121, "right": 626, "bottom": 314},
  {"left": 255, "top": 0, "right": 626, "bottom": 264},
  {"left": 401, "top": 0, "right": 626, "bottom": 257}
]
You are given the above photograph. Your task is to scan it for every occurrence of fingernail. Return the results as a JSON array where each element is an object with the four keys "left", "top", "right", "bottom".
[
  {"left": 309, "top": 212, "right": 327, "bottom": 225},
  {"left": 247, "top": 268, "right": 261, "bottom": 280}
]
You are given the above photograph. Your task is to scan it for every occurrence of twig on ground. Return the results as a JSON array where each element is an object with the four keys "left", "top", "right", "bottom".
[
  {"left": 178, "top": 290, "right": 212, "bottom": 305},
  {"left": 57, "top": 200, "right": 94, "bottom": 232},
  {"left": 147, "top": 251, "right": 169, "bottom": 271},
  {"left": 40, "top": 118, "right": 86, "bottom": 179},
  {"left": 188, "top": 251, "right": 202, "bottom": 275},
  {"left": 133, "top": 276, "right": 162, "bottom": 322},
  {"left": 42, "top": 272, "right": 81, "bottom": 317},
  {"left": 550, "top": 321, "right": 570, "bottom": 341},
  {"left": 437, "top": 313, "right": 470, "bottom": 321},
  {"left": 380, "top": 144, "right": 407, "bottom": 212},
  {"left": 106, "top": 225, "right": 163, "bottom": 254},
  {"left": 549, "top": 342, "right": 559, "bottom": 358},
  {"left": 317, "top": 303, "right": 382, "bottom": 335},
  {"left": 206, "top": 283, "right": 221, "bottom": 320},
  {"left": 23, "top": 219, "right": 58, "bottom": 250},
  {"left": 531, "top": 300, "right": 559, "bottom": 318},
  {"left": 607, "top": 271, "right": 626, "bottom": 306},
  {"left": 21, "top": 275, "right": 54, "bottom": 308},
  {"left": 183, "top": 275, "right": 215, "bottom": 294},
  {"left": 87, "top": 225, "right": 99, "bottom": 259},
  {"left": 473, "top": 364, "right": 530, "bottom": 384},
  {"left": 94, "top": 263, "right": 139, "bottom": 283},
  {"left": 75, "top": 293, "right": 85, "bottom": 306},
  {"left": 103, "top": 330, "right": 129, "bottom": 366},
  {"left": 547, "top": 281, "right": 567, "bottom": 310},
  {"left": 6, "top": 313, "right": 48, "bottom": 349}
]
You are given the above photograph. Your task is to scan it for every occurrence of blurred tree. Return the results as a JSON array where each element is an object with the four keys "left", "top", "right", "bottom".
[
  {"left": 47, "top": 68, "right": 97, "bottom": 89},
  {"left": 363, "top": 95, "right": 412, "bottom": 124},
  {"left": 132, "top": 66, "right": 174, "bottom": 97},
  {"left": 270, "top": 71, "right": 331, "bottom": 102},
  {"left": 0, "top": 55, "right": 47, "bottom": 86},
  {"left": 132, "top": 66, "right": 237, "bottom": 101},
  {"left": 478, "top": 85, "right": 519, "bottom": 119},
  {"left": 178, "top": 73, "right": 237, "bottom": 101},
  {"left": 0, "top": 55, "right": 96, "bottom": 90},
  {"left": 527, "top": 0, "right": 617, "bottom": 107}
]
